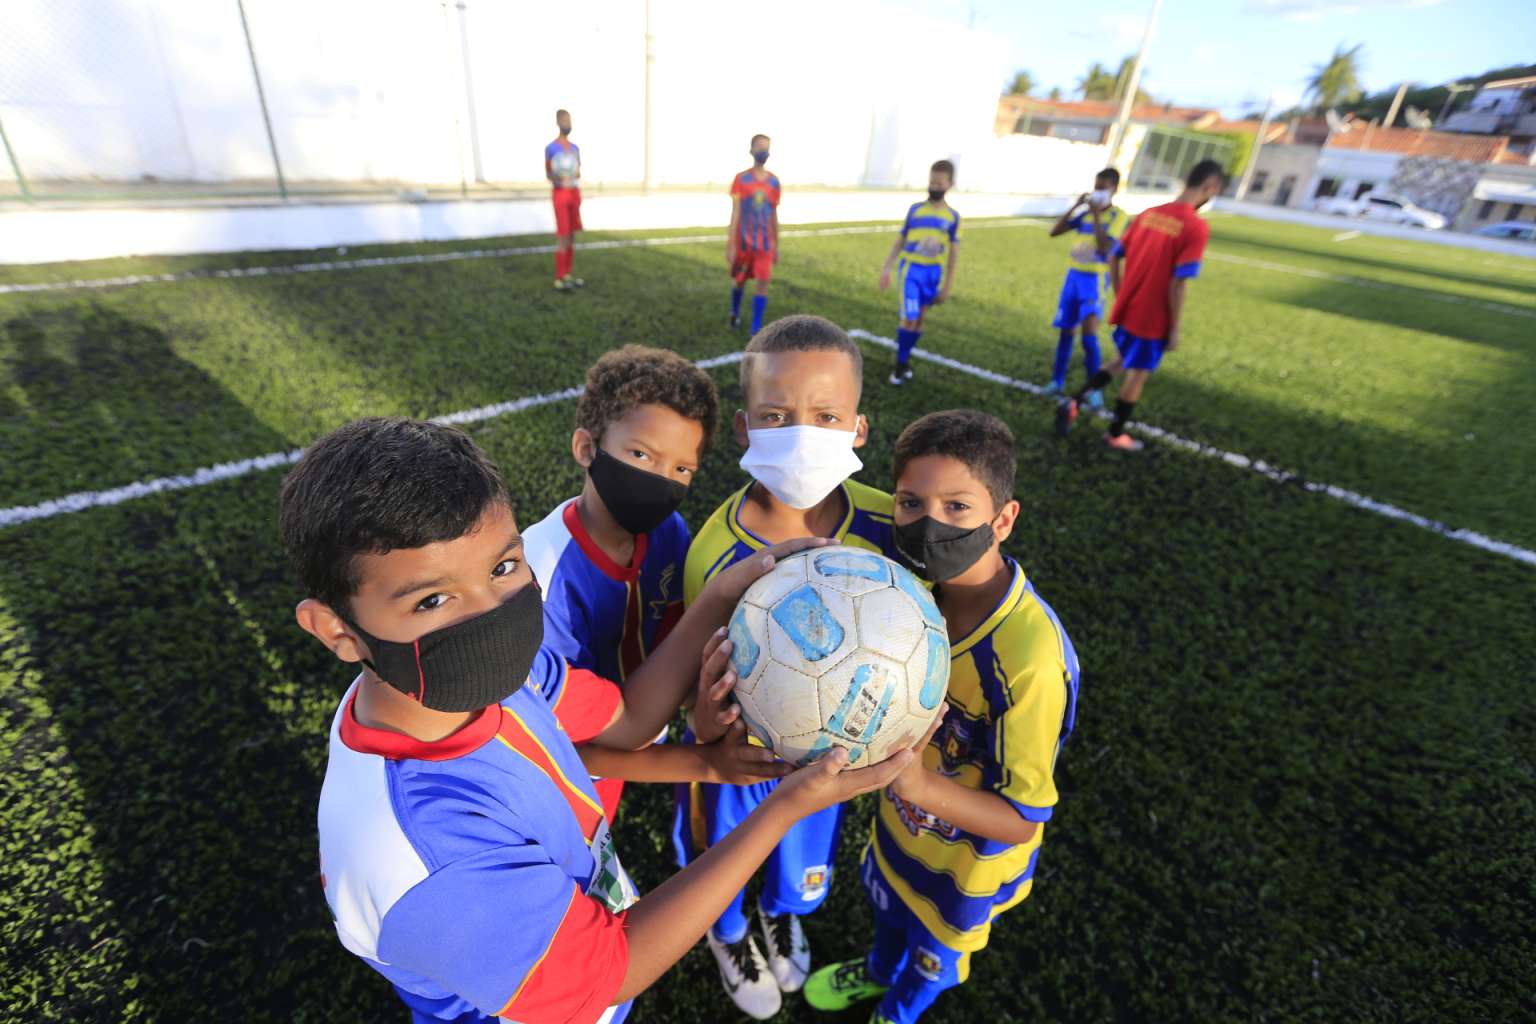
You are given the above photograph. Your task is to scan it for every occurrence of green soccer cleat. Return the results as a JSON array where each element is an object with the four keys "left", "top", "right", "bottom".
[
  {"left": 870, "top": 1013, "right": 897, "bottom": 1024},
  {"left": 804, "top": 958, "right": 889, "bottom": 1012}
]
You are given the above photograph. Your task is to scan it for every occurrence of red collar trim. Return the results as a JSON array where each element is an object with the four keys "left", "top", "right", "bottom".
[
  {"left": 563, "top": 499, "right": 647, "bottom": 582},
  {"left": 338, "top": 682, "right": 502, "bottom": 761}
]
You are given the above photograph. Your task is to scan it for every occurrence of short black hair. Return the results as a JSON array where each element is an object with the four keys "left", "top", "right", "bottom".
[
  {"left": 577, "top": 344, "right": 719, "bottom": 454},
  {"left": 1096, "top": 167, "right": 1121, "bottom": 187},
  {"left": 750, "top": 133, "right": 770, "bottom": 148},
  {"left": 555, "top": 108, "right": 570, "bottom": 119},
  {"left": 739, "top": 314, "right": 863, "bottom": 403},
  {"left": 931, "top": 159, "right": 955, "bottom": 180},
  {"left": 1186, "top": 159, "right": 1227, "bottom": 189},
  {"left": 893, "top": 409, "right": 1016, "bottom": 510},
  {"left": 280, "top": 418, "right": 510, "bottom": 616}
]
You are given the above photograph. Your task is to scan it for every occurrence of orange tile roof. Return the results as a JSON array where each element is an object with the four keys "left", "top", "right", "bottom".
[
  {"left": 1325, "top": 124, "right": 1509, "bottom": 163},
  {"left": 995, "top": 94, "right": 1220, "bottom": 132}
]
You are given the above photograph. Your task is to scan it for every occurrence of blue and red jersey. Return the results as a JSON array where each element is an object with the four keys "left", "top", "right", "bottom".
[
  {"left": 1110, "top": 200, "right": 1209, "bottom": 340},
  {"left": 317, "top": 648, "right": 634, "bottom": 1024},
  {"left": 731, "top": 169, "right": 781, "bottom": 253},
  {"left": 546, "top": 138, "right": 581, "bottom": 189},
  {"left": 524, "top": 498, "right": 688, "bottom": 686}
]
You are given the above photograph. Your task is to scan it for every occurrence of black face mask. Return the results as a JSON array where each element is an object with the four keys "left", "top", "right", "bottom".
[
  {"left": 589, "top": 447, "right": 688, "bottom": 536},
  {"left": 928, "top": 188, "right": 947, "bottom": 203},
  {"left": 894, "top": 516, "right": 996, "bottom": 583},
  {"left": 347, "top": 583, "right": 544, "bottom": 712}
]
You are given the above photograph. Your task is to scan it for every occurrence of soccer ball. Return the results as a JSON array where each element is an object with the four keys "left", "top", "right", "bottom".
[{"left": 726, "top": 545, "right": 949, "bottom": 770}]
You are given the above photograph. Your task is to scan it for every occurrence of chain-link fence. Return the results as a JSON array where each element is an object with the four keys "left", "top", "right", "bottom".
[{"left": 0, "top": 0, "right": 577, "bottom": 203}]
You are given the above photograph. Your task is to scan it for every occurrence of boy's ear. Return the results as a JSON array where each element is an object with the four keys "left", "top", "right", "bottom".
[
  {"left": 571, "top": 427, "right": 597, "bottom": 469},
  {"left": 992, "top": 498, "right": 1021, "bottom": 545},
  {"left": 852, "top": 413, "right": 869, "bottom": 449},
  {"left": 295, "top": 599, "right": 368, "bottom": 665},
  {"left": 733, "top": 409, "right": 749, "bottom": 449}
]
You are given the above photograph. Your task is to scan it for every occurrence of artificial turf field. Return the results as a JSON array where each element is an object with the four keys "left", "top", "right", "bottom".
[{"left": 1, "top": 210, "right": 1533, "bottom": 1023}]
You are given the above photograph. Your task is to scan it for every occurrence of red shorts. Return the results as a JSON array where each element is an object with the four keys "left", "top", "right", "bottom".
[
  {"left": 732, "top": 248, "right": 774, "bottom": 285},
  {"left": 552, "top": 187, "right": 582, "bottom": 237}
]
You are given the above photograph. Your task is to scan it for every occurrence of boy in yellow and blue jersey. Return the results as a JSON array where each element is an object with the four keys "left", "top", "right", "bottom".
[
  {"left": 879, "top": 160, "right": 960, "bottom": 386},
  {"left": 1046, "top": 167, "right": 1124, "bottom": 406},
  {"left": 672, "top": 314, "right": 899, "bottom": 1020},
  {"left": 805, "top": 409, "right": 1080, "bottom": 1024}
]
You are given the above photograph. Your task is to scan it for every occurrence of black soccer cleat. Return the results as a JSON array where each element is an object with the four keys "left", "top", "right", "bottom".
[{"left": 1054, "top": 398, "right": 1078, "bottom": 437}]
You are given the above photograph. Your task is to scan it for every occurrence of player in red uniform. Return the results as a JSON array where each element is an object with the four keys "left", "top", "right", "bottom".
[
  {"left": 1055, "top": 160, "right": 1227, "bottom": 451},
  {"left": 546, "top": 108, "right": 584, "bottom": 291},
  {"left": 727, "top": 135, "right": 781, "bottom": 333}
]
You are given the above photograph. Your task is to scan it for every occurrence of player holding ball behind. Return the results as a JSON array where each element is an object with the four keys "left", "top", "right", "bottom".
[{"left": 547, "top": 108, "right": 584, "bottom": 292}]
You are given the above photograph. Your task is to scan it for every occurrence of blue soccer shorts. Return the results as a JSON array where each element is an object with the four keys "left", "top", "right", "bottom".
[
  {"left": 898, "top": 262, "right": 944, "bottom": 321},
  {"left": 1052, "top": 270, "right": 1103, "bottom": 330},
  {"left": 1113, "top": 326, "right": 1168, "bottom": 372},
  {"left": 861, "top": 845, "right": 972, "bottom": 1024}
]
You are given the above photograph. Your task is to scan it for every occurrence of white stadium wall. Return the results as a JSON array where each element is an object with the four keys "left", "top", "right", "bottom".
[{"left": 0, "top": 0, "right": 1013, "bottom": 192}]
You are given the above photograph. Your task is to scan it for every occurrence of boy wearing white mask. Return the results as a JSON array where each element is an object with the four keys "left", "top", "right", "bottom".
[{"left": 675, "top": 314, "right": 898, "bottom": 1019}]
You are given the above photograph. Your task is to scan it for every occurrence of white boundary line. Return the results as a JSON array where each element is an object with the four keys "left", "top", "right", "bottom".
[
  {"left": 846, "top": 329, "right": 1536, "bottom": 568},
  {"left": 0, "top": 353, "right": 743, "bottom": 528},
  {"left": 3, "top": 218, "right": 1531, "bottom": 322},
  {"left": 0, "top": 221, "right": 1032, "bottom": 297}
]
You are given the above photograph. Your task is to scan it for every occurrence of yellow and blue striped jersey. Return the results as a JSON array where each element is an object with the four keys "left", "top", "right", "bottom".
[
  {"left": 870, "top": 559, "right": 1080, "bottom": 951},
  {"left": 683, "top": 479, "right": 896, "bottom": 606},
  {"left": 1065, "top": 205, "right": 1125, "bottom": 276},
  {"left": 899, "top": 201, "right": 960, "bottom": 268}
]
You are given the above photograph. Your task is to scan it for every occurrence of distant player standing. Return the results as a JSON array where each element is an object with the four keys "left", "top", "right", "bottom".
[
  {"left": 728, "top": 135, "right": 782, "bottom": 333},
  {"left": 879, "top": 160, "right": 959, "bottom": 386},
  {"left": 1055, "top": 159, "right": 1227, "bottom": 450},
  {"left": 1045, "top": 168, "right": 1125, "bottom": 405},
  {"left": 546, "top": 108, "right": 584, "bottom": 291}
]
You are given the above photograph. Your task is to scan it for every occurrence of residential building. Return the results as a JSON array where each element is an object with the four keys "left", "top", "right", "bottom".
[{"left": 1440, "top": 76, "right": 1536, "bottom": 153}]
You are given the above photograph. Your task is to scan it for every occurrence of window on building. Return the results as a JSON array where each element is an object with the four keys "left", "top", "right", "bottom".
[
  {"left": 1354, "top": 181, "right": 1375, "bottom": 199},
  {"left": 1276, "top": 175, "right": 1297, "bottom": 205},
  {"left": 1250, "top": 171, "right": 1269, "bottom": 194},
  {"left": 1510, "top": 203, "right": 1526, "bottom": 220},
  {"left": 1315, "top": 178, "right": 1339, "bottom": 199},
  {"left": 1479, "top": 200, "right": 1496, "bottom": 219}
]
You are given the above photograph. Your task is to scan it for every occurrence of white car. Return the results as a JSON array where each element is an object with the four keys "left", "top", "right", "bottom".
[{"left": 1315, "top": 192, "right": 1447, "bottom": 229}]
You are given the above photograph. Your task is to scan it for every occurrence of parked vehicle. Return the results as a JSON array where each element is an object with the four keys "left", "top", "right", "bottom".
[
  {"left": 1314, "top": 192, "right": 1447, "bottom": 229},
  {"left": 1474, "top": 220, "right": 1536, "bottom": 241}
]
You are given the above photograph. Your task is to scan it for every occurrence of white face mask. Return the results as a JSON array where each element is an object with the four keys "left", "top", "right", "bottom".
[
  {"left": 740, "top": 424, "right": 863, "bottom": 510},
  {"left": 1089, "top": 189, "right": 1112, "bottom": 208}
]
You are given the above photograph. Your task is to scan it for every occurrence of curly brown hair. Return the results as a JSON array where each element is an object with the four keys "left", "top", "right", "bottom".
[{"left": 576, "top": 345, "right": 720, "bottom": 454}]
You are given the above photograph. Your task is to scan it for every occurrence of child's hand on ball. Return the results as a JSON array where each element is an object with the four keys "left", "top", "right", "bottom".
[
  {"left": 888, "top": 706, "right": 947, "bottom": 805},
  {"left": 701, "top": 720, "right": 792, "bottom": 785},
  {"left": 701, "top": 536, "right": 832, "bottom": 607},
  {"left": 690, "top": 627, "right": 743, "bottom": 744}
]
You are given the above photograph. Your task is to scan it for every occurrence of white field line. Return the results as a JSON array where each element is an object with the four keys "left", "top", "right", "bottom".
[
  {"left": 1332, "top": 230, "right": 1361, "bottom": 242},
  {"left": 0, "top": 220, "right": 1033, "bottom": 297},
  {"left": 846, "top": 328, "right": 1536, "bottom": 568},
  {"left": 0, "top": 353, "right": 744, "bottom": 529},
  {"left": 4, "top": 215, "right": 1530, "bottom": 324}
]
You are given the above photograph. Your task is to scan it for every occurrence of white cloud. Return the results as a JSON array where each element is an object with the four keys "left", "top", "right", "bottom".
[{"left": 1243, "top": 0, "right": 1445, "bottom": 21}]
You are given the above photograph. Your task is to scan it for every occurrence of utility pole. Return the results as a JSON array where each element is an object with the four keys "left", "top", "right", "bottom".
[
  {"left": 1437, "top": 82, "right": 1474, "bottom": 124},
  {"left": 643, "top": 0, "right": 655, "bottom": 191},
  {"left": 456, "top": 1, "right": 485, "bottom": 183},
  {"left": 1235, "top": 96, "right": 1275, "bottom": 201},
  {"left": 1382, "top": 81, "right": 1409, "bottom": 129},
  {"left": 1105, "top": 0, "right": 1163, "bottom": 168}
]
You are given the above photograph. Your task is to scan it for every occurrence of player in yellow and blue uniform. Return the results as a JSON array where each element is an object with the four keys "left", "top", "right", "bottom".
[
  {"left": 878, "top": 160, "right": 960, "bottom": 387},
  {"left": 673, "top": 315, "right": 900, "bottom": 1020},
  {"left": 1046, "top": 168, "right": 1124, "bottom": 406},
  {"left": 805, "top": 410, "right": 1079, "bottom": 1024}
]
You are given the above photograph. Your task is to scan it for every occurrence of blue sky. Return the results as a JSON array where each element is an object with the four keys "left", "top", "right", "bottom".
[{"left": 895, "top": 0, "right": 1536, "bottom": 117}]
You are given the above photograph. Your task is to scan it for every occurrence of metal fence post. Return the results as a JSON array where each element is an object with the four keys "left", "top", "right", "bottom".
[
  {"left": 0, "top": 111, "right": 31, "bottom": 201},
  {"left": 456, "top": 1, "right": 485, "bottom": 183},
  {"left": 237, "top": 0, "right": 287, "bottom": 200}
]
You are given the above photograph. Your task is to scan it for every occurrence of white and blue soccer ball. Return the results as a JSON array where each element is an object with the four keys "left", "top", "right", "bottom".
[
  {"left": 727, "top": 545, "right": 949, "bottom": 770},
  {"left": 550, "top": 151, "right": 579, "bottom": 179}
]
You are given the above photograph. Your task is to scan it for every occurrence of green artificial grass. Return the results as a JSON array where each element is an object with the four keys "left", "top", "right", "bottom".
[{"left": 1, "top": 212, "right": 1533, "bottom": 1022}]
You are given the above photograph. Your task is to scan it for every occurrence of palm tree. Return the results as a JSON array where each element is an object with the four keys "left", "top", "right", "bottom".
[
  {"left": 1007, "top": 70, "right": 1035, "bottom": 96},
  {"left": 1111, "top": 56, "right": 1154, "bottom": 107},
  {"left": 1307, "top": 43, "right": 1365, "bottom": 113},
  {"left": 1078, "top": 63, "right": 1118, "bottom": 101}
]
